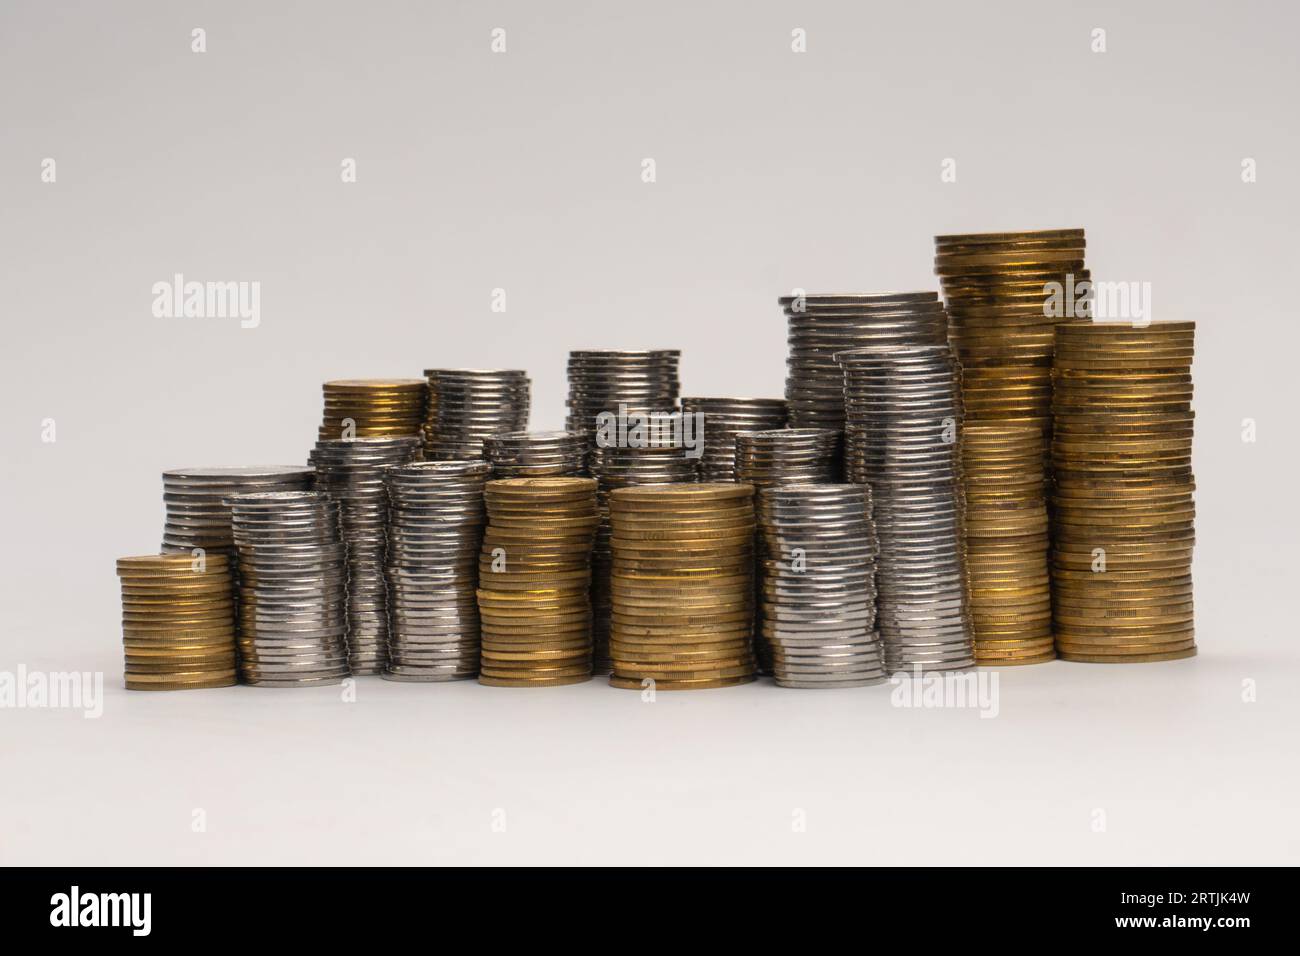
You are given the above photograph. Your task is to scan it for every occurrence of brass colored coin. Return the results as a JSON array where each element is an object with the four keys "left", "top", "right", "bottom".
[
  {"left": 608, "top": 674, "right": 755, "bottom": 690},
  {"left": 478, "top": 673, "right": 592, "bottom": 687}
]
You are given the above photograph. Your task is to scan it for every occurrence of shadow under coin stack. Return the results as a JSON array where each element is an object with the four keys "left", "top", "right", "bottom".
[
  {"left": 484, "top": 430, "right": 587, "bottom": 478},
  {"left": 477, "top": 478, "right": 601, "bottom": 687},
  {"left": 115, "top": 554, "right": 238, "bottom": 690},
  {"left": 383, "top": 460, "right": 491, "bottom": 682},
  {"left": 1050, "top": 321, "right": 1197, "bottom": 663},
  {"left": 680, "top": 397, "right": 787, "bottom": 481},
  {"left": 565, "top": 349, "right": 681, "bottom": 455},
  {"left": 161, "top": 467, "right": 314, "bottom": 558},
  {"left": 756, "top": 484, "right": 884, "bottom": 688},
  {"left": 312, "top": 437, "right": 422, "bottom": 674},
  {"left": 318, "top": 379, "right": 427, "bottom": 441},
  {"left": 961, "top": 424, "right": 1055, "bottom": 664},
  {"left": 608, "top": 484, "right": 757, "bottom": 690},
  {"left": 837, "top": 345, "right": 975, "bottom": 672},
  {"left": 422, "top": 369, "right": 531, "bottom": 460},
  {"left": 227, "top": 492, "right": 350, "bottom": 686}
]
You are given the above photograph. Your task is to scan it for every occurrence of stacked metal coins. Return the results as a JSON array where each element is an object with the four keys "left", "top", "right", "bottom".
[
  {"left": 422, "top": 368, "right": 531, "bottom": 459},
  {"left": 383, "top": 460, "right": 491, "bottom": 681},
  {"left": 311, "top": 437, "right": 422, "bottom": 674},
  {"left": 756, "top": 484, "right": 884, "bottom": 688},
  {"left": 608, "top": 484, "right": 757, "bottom": 690},
  {"left": 318, "top": 379, "right": 427, "bottom": 441},
  {"left": 484, "top": 430, "right": 586, "bottom": 478},
  {"left": 565, "top": 349, "right": 681, "bottom": 452},
  {"left": 227, "top": 491, "right": 350, "bottom": 685},
  {"left": 961, "top": 424, "right": 1055, "bottom": 664},
  {"left": 115, "top": 553, "right": 238, "bottom": 690},
  {"left": 837, "top": 345, "right": 975, "bottom": 672},
  {"left": 476, "top": 478, "right": 600, "bottom": 687},
  {"left": 1050, "top": 321, "right": 1196, "bottom": 662},
  {"left": 680, "top": 397, "right": 787, "bottom": 481},
  {"left": 160, "top": 466, "right": 314, "bottom": 556}
]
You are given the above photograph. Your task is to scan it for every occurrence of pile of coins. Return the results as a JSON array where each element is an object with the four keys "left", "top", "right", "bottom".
[
  {"left": 756, "top": 484, "right": 884, "bottom": 688},
  {"left": 484, "top": 430, "right": 586, "bottom": 478},
  {"left": 160, "top": 466, "right": 313, "bottom": 556},
  {"left": 115, "top": 553, "right": 238, "bottom": 690},
  {"left": 422, "top": 368, "right": 531, "bottom": 460},
  {"left": 477, "top": 478, "right": 600, "bottom": 687},
  {"left": 228, "top": 492, "right": 350, "bottom": 685},
  {"left": 383, "top": 461, "right": 491, "bottom": 681},
  {"left": 608, "top": 484, "right": 757, "bottom": 690},
  {"left": 311, "top": 437, "right": 422, "bottom": 674},
  {"left": 565, "top": 349, "right": 681, "bottom": 452},
  {"left": 734, "top": 428, "right": 841, "bottom": 485},
  {"left": 318, "top": 379, "right": 427, "bottom": 442},
  {"left": 837, "top": 345, "right": 975, "bottom": 672},
  {"left": 961, "top": 423, "right": 1055, "bottom": 665},
  {"left": 680, "top": 397, "right": 787, "bottom": 481},
  {"left": 1051, "top": 321, "right": 1196, "bottom": 663}
]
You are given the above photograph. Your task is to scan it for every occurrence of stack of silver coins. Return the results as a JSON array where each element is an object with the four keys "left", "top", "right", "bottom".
[
  {"left": 311, "top": 437, "right": 422, "bottom": 674},
  {"left": 565, "top": 349, "right": 681, "bottom": 454},
  {"left": 757, "top": 483, "right": 883, "bottom": 688},
  {"left": 161, "top": 466, "right": 314, "bottom": 556},
  {"left": 680, "top": 397, "right": 787, "bottom": 481},
  {"left": 836, "top": 345, "right": 975, "bottom": 672},
  {"left": 423, "top": 369, "right": 530, "bottom": 460},
  {"left": 227, "top": 491, "right": 350, "bottom": 686},
  {"left": 383, "top": 460, "right": 490, "bottom": 682},
  {"left": 484, "top": 430, "right": 587, "bottom": 478}
]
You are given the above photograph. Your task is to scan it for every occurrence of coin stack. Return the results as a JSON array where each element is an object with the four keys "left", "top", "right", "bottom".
[
  {"left": 422, "top": 368, "right": 531, "bottom": 459},
  {"left": 160, "top": 466, "right": 314, "bottom": 556},
  {"left": 837, "top": 345, "right": 975, "bottom": 672},
  {"left": 484, "top": 430, "right": 587, "bottom": 478},
  {"left": 228, "top": 491, "right": 350, "bottom": 686},
  {"left": 608, "top": 484, "right": 757, "bottom": 690},
  {"left": 383, "top": 460, "right": 491, "bottom": 682},
  {"left": 756, "top": 484, "right": 884, "bottom": 688},
  {"left": 311, "top": 436, "right": 422, "bottom": 674},
  {"left": 318, "top": 379, "right": 427, "bottom": 442},
  {"left": 115, "top": 553, "right": 238, "bottom": 690},
  {"left": 961, "top": 423, "right": 1055, "bottom": 665},
  {"left": 1051, "top": 321, "right": 1196, "bottom": 663},
  {"left": 680, "top": 397, "right": 787, "bottom": 481},
  {"left": 476, "top": 478, "right": 600, "bottom": 687},
  {"left": 565, "top": 349, "right": 681, "bottom": 453}
]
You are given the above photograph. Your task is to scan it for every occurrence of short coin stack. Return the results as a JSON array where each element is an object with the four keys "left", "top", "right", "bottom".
[
  {"left": 115, "top": 553, "right": 238, "bottom": 690},
  {"left": 961, "top": 423, "right": 1055, "bottom": 664},
  {"left": 565, "top": 349, "right": 681, "bottom": 453},
  {"left": 383, "top": 460, "right": 491, "bottom": 681},
  {"left": 477, "top": 478, "right": 600, "bottom": 687},
  {"left": 160, "top": 466, "right": 314, "bottom": 556},
  {"left": 318, "top": 379, "right": 427, "bottom": 441},
  {"left": 228, "top": 491, "right": 350, "bottom": 686},
  {"left": 422, "top": 368, "right": 531, "bottom": 460},
  {"left": 756, "top": 484, "right": 884, "bottom": 688},
  {"left": 680, "top": 397, "right": 787, "bottom": 481},
  {"left": 1051, "top": 321, "right": 1196, "bottom": 662},
  {"left": 484, "top": 430, "right": 587, "bottom": 478},
  {"left": 608, "top": 484, "right": 757, "bottom": 690}
]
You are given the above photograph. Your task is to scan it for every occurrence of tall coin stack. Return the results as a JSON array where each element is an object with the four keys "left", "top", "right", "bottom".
[
  {"left": 565, "top": 349, "right": 681, "bottom": 453},
  {"left": 228, "top": 491, "right": 350, "bottom": 686},
  {"left": 115, "top": 553, "right": 238, "bottom": 690},
  {"left": 422, "top": 368, "right": 531, "bottom": 460},
  {"left": 837, "top": 345, "right": 975, "bottom": 672},
  {"left": 383, "top": 460, "right": 491, "bottom": 682},
  {"left": 756, "top": 484, "right": 884, "bottom": 688},
  {"left": 1051, "top": 321, "right": 1196, "bottom": 662},
  {"left": 961, "top": 424, "right": 1055, "bottom": 664},
  {"left": 161, "top": 467, "right": 314, "bottom": 557},
  {"left": 477, "top": 478, "right": 600, "bottom": 687},
  {"left": 318, "top": 379, "right": 427, "bottom": 441},
  {"left": 484, "top": 430, "right": 586, "bottom": 478},
  {"left": 312, "top": 437, "right": 422, "bottom": 674},
  {"left": 680, "top": 397, "right": 787, "bottom": 481},
  {"left": 608, "top": 484, "right": 757, "bottom": 691}
]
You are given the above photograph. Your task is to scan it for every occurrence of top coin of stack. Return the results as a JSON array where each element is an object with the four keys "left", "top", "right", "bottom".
[
  {"left": 680, "top": 397, "right": 787, "bottom": 481},
  {"left": 161, "top": 466, "right": 315, "bottom": 555},
  {"left": 422, "top": 368, "right": 531, "bottom": 460},
  {"left": 565, "top": 350, "right": 681, "bottom": 453},
  {"left": 484, "top": 430, "right": 587, "bottom": 478},
  {"left": 318, "top": 379, "right": 427, "bottom": 442}
]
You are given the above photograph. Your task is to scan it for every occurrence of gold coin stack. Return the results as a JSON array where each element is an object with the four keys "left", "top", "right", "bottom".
[
  {"left": 115, "top": 553, "right": 238, "bottom": 690},
  {"left": 318, "top": 379, "right": 427, "bottom": 441},
  {"left": 1051, "top": 321, "right": 1196, "bottom": 662},
  {"left": 961, "top": 423, "right": 1055, "bottom": 664},
  {"left": 608, "top": 483, "right": 757, "bottom": 690},
  {"left": 477, "top": 478, "right": 601, "bottom": 687}
]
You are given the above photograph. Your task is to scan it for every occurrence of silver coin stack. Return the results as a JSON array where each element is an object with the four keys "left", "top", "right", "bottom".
[
  {"left": 565, "top": 350, "right": 681, "bottom": 454},
  {"left": 383, "top": 460, "right": 490, "bottom": 682},
  {"left": 311, "top": 436, "right": 422, "bottom": 674},
  {"left": 757, "top": 484, "right": 884, "bottom": 688},
  {"left": 227, "top": 491, "right": 350, "bottom": 686},
  {"left": 836, "top": 344, "right": 975, "bottom": 672},
  {"left": 483, "top": 430, "right": 586, "bottom": 478},
  {"left": 680, "top": 397, "right": 787, "bottom": 481},
  {"left": 423, "top": 369, "right": 531, "bottom": 460},
  {"left": 161, "top": 466, "right": 314, "bottom": 555}
]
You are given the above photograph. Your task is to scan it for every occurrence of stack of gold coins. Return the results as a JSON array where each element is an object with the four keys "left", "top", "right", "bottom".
[
  {"left": 318, "top": 379, "right": 427, "bottom": 441},
  {"left": 608, "top": 483, "right": 757, "bottom": 690},
  {"left": 961, "top": 423, "right": 1055, "bottom": 664},
  {"left": 477, "top": 478, "right": 600, "bottom": 687},
  {"left": 115, "top": 553, "right": 238, "bottom": 690},
  {"left": 1051, "top": 321, "right": 1196, "bottom": 662}
]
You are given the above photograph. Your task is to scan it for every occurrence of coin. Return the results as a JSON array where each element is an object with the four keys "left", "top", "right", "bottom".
[
  {"left": 423, "top": 369, "right": 530, "bottom": 459},
  {"left": 319, "top": 379, "right": 427, "bottom": 441},
  {"left": 484, "top": 430, "right": 586, "bottom": 477}
]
